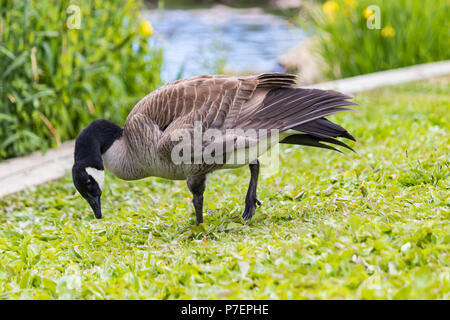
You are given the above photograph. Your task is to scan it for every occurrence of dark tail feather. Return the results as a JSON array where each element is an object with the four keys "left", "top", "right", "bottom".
[
  {"left": 280, "top": 134, "right": 355, "bottom": 153},
  {"left": 292, "top": 118, "right": 356, "bottom": 141},
  {"left": 234, "top": 86, "right": 357, "bottom": 153},
  {"left": 254, "top": 87, "right": 357, "bottom": 153}
]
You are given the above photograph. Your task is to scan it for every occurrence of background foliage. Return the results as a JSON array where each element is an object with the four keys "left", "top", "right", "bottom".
[
  {"left": 304, "top": 0, "right": 450, "bottom": 79},
  {"left": 0, "top": 0, "right": 161, "bottom": 160}
]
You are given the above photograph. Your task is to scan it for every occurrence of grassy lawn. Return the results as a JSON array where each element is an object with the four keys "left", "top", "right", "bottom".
[{"left": 0, "top": 77, "right": 448, "bottom": 299}]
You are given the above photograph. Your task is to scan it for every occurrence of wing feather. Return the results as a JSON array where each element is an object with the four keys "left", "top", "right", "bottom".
[{"left": 124, "top": 73, "right": 356, "bottom": 158}]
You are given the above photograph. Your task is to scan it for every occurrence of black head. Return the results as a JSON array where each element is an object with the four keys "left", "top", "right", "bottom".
[
  {"left": 72, "top": 163, "right": 104, "bottom": 218},
  {"left": 72, "top": 119, "right": 123, "bottom": 219}
]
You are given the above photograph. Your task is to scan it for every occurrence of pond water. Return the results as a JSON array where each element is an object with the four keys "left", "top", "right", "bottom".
[{"left": 144, "top": 7, "right": 306, "bottom": 82}]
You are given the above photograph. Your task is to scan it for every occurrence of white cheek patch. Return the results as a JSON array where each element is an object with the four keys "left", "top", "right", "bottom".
[{"left": 86, "top": 167, "right": 104, "bottom": 191}]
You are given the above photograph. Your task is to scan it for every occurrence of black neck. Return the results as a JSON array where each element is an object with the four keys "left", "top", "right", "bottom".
[{"left": 74, "top": 119, "right": 123, "bottom": 168}]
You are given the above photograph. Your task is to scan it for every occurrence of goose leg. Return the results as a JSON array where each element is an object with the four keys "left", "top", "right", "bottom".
[
  {"left": 187, "top": 174, "right": 207, "bottom": 226},
  {"left": 242, "top": 160, "right": 261, "bottom": 221}
]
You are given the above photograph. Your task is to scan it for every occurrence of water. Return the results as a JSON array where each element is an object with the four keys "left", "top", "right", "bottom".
[{"left": 144, "top": 7, "right": 306, "bottom": 82}]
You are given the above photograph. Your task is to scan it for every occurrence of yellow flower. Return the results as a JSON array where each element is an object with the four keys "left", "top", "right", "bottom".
[
  {"left": 381, "top": 25, "right": 395, "bottom": 38},
  {"left": 344, "top": 0, "right": 357, "bottom": 8},
  {"left": 322, "top": 1, "right": 339, "bottom": 22},
  {"left": 323, "top": 1, "right": 339, "bottom": 14},
  {"left": 363, "top": 7, "right": 374, "bottom": 19},
  {"left": 140, "top": 21, "right": 153, "bottom": 37}
]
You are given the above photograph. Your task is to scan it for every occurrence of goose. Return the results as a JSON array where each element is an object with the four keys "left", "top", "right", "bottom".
[{"left": 72, "top": 73, "right": 357, "bottom": 225}]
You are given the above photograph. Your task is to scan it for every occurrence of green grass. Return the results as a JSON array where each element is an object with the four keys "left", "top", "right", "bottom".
[{"left": 0, "top": 77, "right": 449, "bottom": 299}]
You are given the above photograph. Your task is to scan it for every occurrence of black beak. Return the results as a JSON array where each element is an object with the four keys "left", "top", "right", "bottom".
[{"left": 87, "top": 196, "right": 102, "bottom": 219}]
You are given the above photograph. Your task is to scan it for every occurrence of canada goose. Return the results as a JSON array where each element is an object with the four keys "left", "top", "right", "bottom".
[{"left": 72, "top": 73, "right": 356, "bottom": 225}]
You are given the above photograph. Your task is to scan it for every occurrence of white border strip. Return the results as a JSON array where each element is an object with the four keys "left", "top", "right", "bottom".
[
  {"left": 0, "top": 60, "right": 449, "bottom": 198},
  {"left": 0, "top": 141, "right": 74, "bottom": 198},
  {"left": 304, "top": 60, "right": 450, "bottom": 93}
]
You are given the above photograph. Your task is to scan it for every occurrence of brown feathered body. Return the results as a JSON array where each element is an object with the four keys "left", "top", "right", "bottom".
[{"left": 102, "top": 73, "right": 356, "bottom": 180}]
